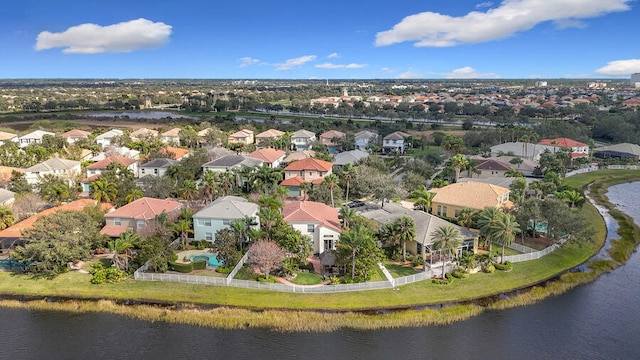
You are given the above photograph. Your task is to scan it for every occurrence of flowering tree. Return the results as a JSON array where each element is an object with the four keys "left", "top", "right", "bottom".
[{"left": 246, "top": 240, "right": 286, "bottom": 280}]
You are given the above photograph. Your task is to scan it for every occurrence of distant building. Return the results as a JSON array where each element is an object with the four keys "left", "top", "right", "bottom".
[{"left": 631, "top": 73, "right": 640, "bottom": 87}]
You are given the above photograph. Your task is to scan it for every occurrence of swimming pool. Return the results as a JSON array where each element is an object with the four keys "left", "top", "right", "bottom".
[{"left": 188, "top": 253, "right": 224, "bottom": 267}]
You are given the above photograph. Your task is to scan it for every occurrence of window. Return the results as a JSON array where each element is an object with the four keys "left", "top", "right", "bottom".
[
  {"left": 223, "top": 219, "right": 231, "bottom": 225},
  {"left": 324, "top": 239, "right": 334, "bottom": 251},
  {"left": 136, "top": 221, "right": 145, "bottom": 229},
  {"left": 443, "top": 206, "right": 448, "bottom": 216},
  {"left": 114, "top": 218, "right": 121, "bottom": 226},
  {"left": 299, "top": 171, "right": 304, "bottom": 177},
  {"left": 153, "top": 169, "right": 158, "bottom": 175},
  {"left": 454, "top": 209, "right": 460, "bottom": 217},
  {"left": 436, "top": 206, "right": 442, "bottom": 216},
  {"left": 205, "top": 232, "right": 213, "bottom": 241},
  {"left": 140, "top": 169, "right": 145, "bottom": 174},
  {"left": 307, "top": 224, "right": 315, "bottom": 233},
  {"left": 197, "top": 219, "right": 212, "bottom": 226}
]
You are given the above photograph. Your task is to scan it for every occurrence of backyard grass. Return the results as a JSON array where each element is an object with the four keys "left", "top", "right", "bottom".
[
  {"left": 383, "top": 262, "right": 420, "bottom": 278},
  {"left": 289, "top": 272, "right": 323, "bottom": 285}
]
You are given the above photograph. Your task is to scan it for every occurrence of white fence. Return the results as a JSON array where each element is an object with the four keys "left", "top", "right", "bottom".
[
  {"left": 503, "top": 236, "right": 568, "bottom": 263},
  {"left": 566, "top": 164, "right": 640, "bottom": 177}
]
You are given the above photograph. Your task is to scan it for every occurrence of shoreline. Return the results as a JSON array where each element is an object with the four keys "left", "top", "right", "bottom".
[{"left": 1, "top": 171, "right": 640, "bottom": 331}]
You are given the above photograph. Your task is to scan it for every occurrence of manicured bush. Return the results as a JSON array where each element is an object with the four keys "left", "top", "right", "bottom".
[
  {"left": 482, "top": 263, "right": 496, "bottom": 273},
  {"left": 90, "top": 263, "right": 126, "bottom": 284},
  {"left": 216, "top": 266, "right": 233, "bottom": 274},
  {"left": 257, "top": 274, "right": 277, "bottom": 283},
  {"left": 494, "top": 262, "right": 513, "bottom": 271},
  {"left": 432, "top": 273, "right": 453, "bottom": 285},
  {"left": 192, "top": 260, "right": 207, "bottom": 270},
  {"left": 169, "top": 262, "right": 193, "bottom": 273},
  {"left": 451, "top": 269, "right": 470, "bottom": 279}
]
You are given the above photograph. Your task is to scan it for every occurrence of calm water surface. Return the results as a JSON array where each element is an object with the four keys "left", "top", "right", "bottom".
[{"left": 1, "top": 183, "right": 640, "bottom": 360}]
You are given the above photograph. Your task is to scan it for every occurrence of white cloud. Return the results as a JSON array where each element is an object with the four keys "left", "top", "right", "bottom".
[
  {"left": 35, "top": 18, "right": 171, "bottom": 54},
  {"left": 381, "top": 67, "right": 396, "bottom": 73},
  {"left": 275, "top": 55, "right": 317, "bottom": 70},
  {"left": 315, "top": 62, "right": 367, "bottom": 69},
  {"left": 395, "top": 71, "right": 423, "bottom": 79},
  {"left": 375, "top": 0, "right": 631, "bottom": 47},
  {"left": 238, "top": 57, "right": 261, "bottom": 67},
  {"left": 476, "top": 2, "right": 494, "bottom": 9},
  {"left": 595, "top": 59, "right": 640, "bottom": 76},
  {"left": 327, "top": 52, "right": 339, "bottom": 59},
  {"left": 443, "top": 66, "right": 500, "bottom": 79}
]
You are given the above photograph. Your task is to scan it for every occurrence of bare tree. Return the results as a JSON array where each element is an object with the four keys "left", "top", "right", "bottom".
[{"left": 246, "top": 240, "right": 286, "bottom": 280}]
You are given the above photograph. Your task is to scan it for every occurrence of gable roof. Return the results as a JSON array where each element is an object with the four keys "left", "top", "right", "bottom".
[
  {"left": 333, "top": 150, "right": 369, "bottom": 166},
  {"left": 280, "top": 176, "right": 306, "bottom": 187},
  {"left": 193, "top": 195, "right": 259, "bottom": 220},
  {"left": 86, "top": 155, "right": 136, "bottom": 170},
  {"left": 203, "top": 154, "right": 246, "bottom": 168},
  {"left": 383, "top": 131, "right": 411, "bottom": 141},
  {"left": 319, "top": 130, "right": 346, "bottom": 140},
  {"left": 26, "top": 158, "right": 80, "bottom": 173},
  {"left": 256, "top": 129, "right": 284, "bottom": 138},
  {"left": 594, "top": 143, "right": 640, "bottom": 156},
  {"left": 247, "top": 148, "right": 286, "bottom": 163},
  {"left": 475, "top": 158, "right": 512, "bottom": 171},
  {"left": 140, "top": 158, "right": 179, "bottom": 169},
  {"left": 429, "top": 181, "right": 511, "bottom": 210},
  {"left": 282, "top": 201, "right": 341, "bottom": 232},
  {"left": 538, "top": 138, "right": 588, "bottom": 148},
  {"left": 284, "top": 158, "right": 332, "bottom": 172},
  {"left": 160, "top": 146, "right": 190, "bottom": 160},
  {"left": 61, "top": 129, "right": 90, "bottom": 138},
  {"left": 95, "top": 129, "right": 123, "bottom": 140},
  {"left": 21, "top": 130, "right": 55, "bottom": 139},
  {"left": 162, "top": 128, "right": 181, "bottom": 137},
  {"left": 228, "top": 129, "right": 253, "bottom": 139},
  {"left": 104, "top": 197, "right": 182, "bottom": 220},
  {"left": 0, "top": 131, "right": 17, "bottom": 141},
  {"left": 354, "top": 130, "right": 377, "bottom": 140},
  {"left": 291, "top": 129, "right": 316, "bottom": 139},
  {"left": 130, "top": 128, "right": 159, "bottom": 139},
  {"left": 283, "top": 150, "right": 315, "bottom": 163}
]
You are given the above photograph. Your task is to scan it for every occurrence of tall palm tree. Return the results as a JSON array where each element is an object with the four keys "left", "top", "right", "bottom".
[
  {"left": 43, "top": 183, "right": 71, "bottom": 205},
  {"left": 477, "top": 207, "right": 502, "bottom": 254},
  {"left": 411, "top": 185, "right": 435, "bottom": 212},
  {"left": 338, "top": 224, "right": 368, "bottom": 279},
  {"left": 450, "top": 154, "right": 469, "bottom": 183},
  {"left": 90, "top": 179, "right": 117, "bottom": 203},
  {"left": 338, "top": 205, "right": 356, "bottom": 230},
  {"left": 124, "top": 188, "right": 144, "bottom": 204},
  {"left": 179, "top": 179, "right": 197, "bottom": 202},
  {"left": 299, "top": 181, "right": 312, "bottom": 201},
  {"left": 218, "top": 171, "right": 235, "bottom": 196},
  {"left": 324, "top": 173, "right": 339, "bottom": 207},
  {"left": 0, "top": 205, "right": 15, "bottom": 230},
  {"left": 395, "top": 215, "right": 416, "bottom": 263},
  {"left": 456, "top": 207, "right": 476, "bottom": 229},
  {"left": 258, "top": 194, "right": 283, "bottom": 212},
  {"left": 342, "top": 163, "right": 355, "bottom": 203},
  {"left": 171, "top": 218, "right": 193, "bottom": 248},
  {"left": 258, "top": 207, "right": 280, "bottom": 241},
  {"left": 491, "top": 212, "right": 521, "bottom": 264},
  {"left": 431, "top": 224, "right": 463, "bottom": 279},
  {"left": 200, "top": 170, "right": 217, "bottom": 203},
  {"left": 558, "top": 189, "right": 584, "bottom": 208},
  {"left": 251, "top": 164, "right": 283, "bottom": 194}
]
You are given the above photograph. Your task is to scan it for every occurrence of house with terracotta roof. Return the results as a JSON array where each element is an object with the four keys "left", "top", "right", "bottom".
[
  {"left": 538, "top": 138, "right": 589, "bottom": 159},
  {"left": 319, "top": 130, "right": 346, "bottom": 153},
  {"left": 101, "top": 197, "right": 183, "bottom": 237},
  {"left": 61, "top": 129, "right": 90, "bottom": 145},
  {"left": 161, "top": 128, "right": 181, "bottom": 145},
  {"left": 227, "top": 129, "right": 254, "bottom": 145},
  {"left": 130, "top": 128, "right": 159, "bottom": 141},
  {"left": 17, "top": 130, "right": 55, "bottom": 148},
  {"left": 0, "top": 131, "right": 18, "bottom": 145},
  {"left": 282, "top": 200, "right": 341, "bottom": 254},
  {"left": 192, "top": 196, "right": 259, "bottom": 242},
  {"left": 281, "top": 158, "right": 333, "bottom": 196},
  {"left": 24, "top": 158, "right": 81, "bottom": 185},
  {"left": 82, "top": 155, "right": 138, "bottom": 191},
  {"left": 0, "top": 199, "right": 113, "bottom": 249},
  {"left": 246, "top": 148, "right": 286, "bottom": 168},
  {"left": 290, "top": 129, "right": 316, "bottom": 151},
  {"left": 429, "top": 182, "right": 512, "bottom": 218},
  {"left": 160, "top": 146, "right": 190, "bottom": 160},
  {"left": 95, "top": 129, "right": 124, "bottom": 149},
  {"left": 255, "top": 129, "right": 285, "bottom": 146},
  {"left": 382, "top": 131, "right": 411, "bottom": 154}
]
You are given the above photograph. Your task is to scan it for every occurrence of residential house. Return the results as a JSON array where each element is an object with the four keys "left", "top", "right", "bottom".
[
  {"left": 95, "top": 146, "right": 140, "bottom": 161},
  {"left": 359, "top": 202, "right": 477, "bottom": 260},
  {"left": 538, "top": 138, "right": 589, "bottom": 159},
  {"left": 255, "top": 129, "right": 285, "bottom": 146},
  {"left": 197, "top": 128, "right": 224, "bottom": 146},
  {"left": 129, "top": 128, "right": 159, "bottom": 141},
  {"left": 192, "top": 195, "right": 259, "bottom": 242},
  {"left": 138, "top": 158, "right": 179, "bottom": 178},
  {"left": 82, "top": 155, "right": 138, "bottom": 191},
  {"left": 319, "top": 130, "right": 346, "bottom": 153},
  {"left": 0, "top": 131, "right": 18, "bottom": 145},
  {"left": 0, "top": 166, "right": 23, "bottom": 188},
  {"left": 95, "top": 129, "right": 124, "bottom": 149},
  {"left": 429, "top": 181, "right": 512, "bottom": 218},
  {"left": 382, "top": 131, "right": 411, "bottom": 154},
  {"left": 282, "top": 200, "right": 341, "bottom": 254},
  {"left": 594, "top": 143, "right": 640, "bottom": 162},
  {"left": 61, "top": 129, "right": 90, "bottom": 145},
  {"left": 100, "top": 197, "right": 183, "bottom": 237},
  {"left": 17, "top": 130, "right": 55, "bottom": 148},
  {"left": 246, "top": 148, "right": 286, "bottom": 168},
  {"left": 283, "top": 150, "right": 315, "bottom": 164},
  {"left": 0, "top": 188, "right": 16, "bottom": 206},
  {"left": 206, "top": 146, "right": 235, "bottom": 161},
  {"left": 161, "top": 128, "right": 181, "bottom": 145},
  {"left": 160, "top": 146, "right": 190, "bottom": 160},
  {"left": 201, "top": 154, "right": 263, "bottom": 173},
  {"left": 24, "top": 157, "right": 81, "bottom": 185},
  {"left": 290, "top": 129, "right": 316, "bottom": 151},
  {"left": 227, "top": 129, "right": 254, "bottom": 145},
  {"left": 489, "top": 141, "right": 558, "bottom": 161},
  {"left": 281, "top": 158, "right": 333, "bottom": 196},
  {"left": 333, "top": 149, "right": 369, "bottom": 167},
  {"left": 354, "top": 130, "right": 378, "bottom": 151}
]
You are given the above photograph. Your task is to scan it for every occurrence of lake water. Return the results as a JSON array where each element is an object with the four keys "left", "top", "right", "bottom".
[{"left": 1, "top": 183, "right": 640, "bottom": 360}]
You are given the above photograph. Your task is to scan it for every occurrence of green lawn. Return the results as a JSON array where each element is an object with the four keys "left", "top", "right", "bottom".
[
  {"left": 383, "top": 262, "right": 420, "bottom": 278},
  {"left": 289, "top": 272, "right": 323, "bottom": 285}
]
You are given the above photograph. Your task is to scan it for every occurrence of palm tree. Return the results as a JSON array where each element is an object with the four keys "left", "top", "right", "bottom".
[
  {"left": 258, "top": 207, "right": 280, "bottom": 241},
  {"left": 299, "top": 181, "right": 312, "bottom": 201},
  {"left": 109, "top": 229, "right": 140, "bottom": 271},
  {"left": 258, "top": 194, "right": 283, "bottom": 212},
  {"left": 338, "top": 224, "right": 367, "bottom": 279},
  {"left": 477, "top": 207, "right": 502, "bottom": 254},
  {"left": 179, "top": 179, "right": 197, "bottom": 202},
  {"left": 90, "top": 179, "right": 117, "bottom": 203},
  {"left": 200, "top": 170, "right": 217, "bottom": 203},
  {"left": 0, "top": 205, "right": 15, "bottom": 230},
  {"left": 505, "top": 168, "right": 523, "bottom": 178},
  {"left": 124, "top": 188, "right": 144, "bottom": 204},
  {"left": 218, "top": 171, "right": 235, "bottom": 196},
  {"left": 450, "top": 154, "right": 469, "bottom": 183},
  {"left": 431, "top": 224, "right": 463, "bottom": 279},
  {"left": 338, "top": 205, "right": 356, "bottom": 230},
  {"left": 171, "top": 218, "right": 193, "bottom": 248},
  {"left": 558, "top": 189, "right": 584, "bottom": 208},
  {"left": 251, "top": 164, "right": 283, "bottom": 194},
  {"left": 411, "top": 185, "right": 435, "bottom": 212},
  {"left": 324, "top": 173, "right": 339, "bottom": 207},
  {"left": 43, "top": 184, "right": 71, "bottom": 205},
  {"left": 456, "top": 207, "right": 476, "bottom": 229},
  {"left": 491, "top": 212, "right": 521, "bottom": 264},
  {"left": 395, "top": 215, "right": 416, "bottom": 263},
  {"left": 342, "top": 163, "right": 355, "bottom": 203}
]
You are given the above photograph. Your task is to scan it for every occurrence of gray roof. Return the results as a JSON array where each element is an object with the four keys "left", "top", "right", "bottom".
[
  {"left": 594, "top": 143, "right": 640, "bottom": 156},
  {"left": 383, "top": 131, "right": 411, "bottom": 140},
  {"left": 206, "top": 146, "right": 235, "bottom": 160},
  {"left": 203, "top": 154, "right": 246, "bottom": 168},
  {"left": 291, "top": 129, "right": 316, "bottom": 139},
  {"left": 140, "top": 158, "right": 179, "bottom": 169},
  {"left": 194, "top": 195, "right": 259, "bottom": 220},
  {"left": 333, "top": 149, "right": 369, "bottom": 166},
  {"left": 358, "top": 202, "right": 475, "bottom": 246},
  {"left": 26, "top": 158, "right": 80, "bottom": 172},
  {"left": 489, "top": 142, "right": 558, "bottom": 159},
  {"left": 354, "top": 130, "right": 378, "bottom": 141},
  {"left": 0, "top": 189, "right": 16, "bottom": 205}
]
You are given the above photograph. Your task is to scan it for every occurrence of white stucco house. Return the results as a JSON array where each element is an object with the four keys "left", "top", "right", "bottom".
[
  {"left": 24, "top": 158, "right": 81, "bottom": 185},
  {"left": 282, "top": 201, "right": 341, "bottom": 254},
  {"left": 95, "top": 129, "right": 124, "bottom": 149},
  {"left": 192, "top": 196, "right": 260, "bottom": 242}
]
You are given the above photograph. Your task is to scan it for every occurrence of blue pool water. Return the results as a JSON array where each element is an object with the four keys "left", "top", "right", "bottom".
[{"left": 188, "top": 253, "right": 224, "bottom": 267}]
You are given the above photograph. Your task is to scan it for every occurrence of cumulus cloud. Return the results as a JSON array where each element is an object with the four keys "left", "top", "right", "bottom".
[
  {"left": 443, "top": 66, "right": 500, "bottom": 79},
  {"left": 595, "top": 59, "right": 640, "bottom": 76},
  {"left": 327, "top": 52, "right": 339, "bottom": 58},
  {"left": 395, "top": 71, "right": 423, "bottom": 79},
  {"left": 315, "top": 63, "right": 367, "bottom": 69},
  {"left": 238, "top": 57, "right": 261, "bottom": 67},
  {"left": 375, "top": 0, "right": 631, "bottom": 47},
  {"left": 35, "top": 18, "right": 171, "bottom": 54},
  {"left": 275, "top": 55, "right": 317, "bottom": 70}
]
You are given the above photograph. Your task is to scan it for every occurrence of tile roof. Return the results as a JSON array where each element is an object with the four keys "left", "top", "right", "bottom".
[
  {"left": 383, "top": 131, "right": 411, "bottom": 140},
  {"left": 0, "top": 131, "right": 17, "bottom": 141},
  {"left": 130, "top": 128, "right": 159, "bottom": 138},
  {"left": 162, "top": 128, "right": 181, "bottom": 137},
  {"left": 104, "top": 197, "right": 182, "bottom": 220},
  {"left": 21, "top": 130, "right": 55, "bottom": 139},
  {"left": 283, "top": 201, "right": 341, "bottom": 232},
  {"left": 284, "top": 158, "right": 333, "bottom": 172},
  {"left": 140, "top": 158, "right": 179, "bottom": 168},
  {"left": 161, "top": 146, "right": 190, "bottom": 160},
  {"left": 291, "top": 129, "right": 316, "bottom": 139},
  {"left": 333, "top": 150, "right": 369, "bottom": 166},
  {"left": 475, "top": 158, "right": 512, "bottom": 171},
  {"left": 319, "top": 130, "right": 346, "bottom": 140},
  {"left": 61, "top": 129, "right": 90, "bottom": 138},
  {"left": 283, "top": 150, "right": 315, "bottom": 163},
  {"left": 86, "top": 155, "right": 137, "bottom": 170},
  {"left": 429, "top": 181, "right": 511, "bottom": 210},
  {"left": 228, "top": 129, "right": 254, "bottom": 139},
  {"left": 280, "top": 177, "right": 306, "bottom": 187},
  {"left": 26, "top": 158, "right": 80, "bottom": 172},
  {"left": 203, "top": 154, "right": 246, "bottom": 168},
  {"left": 538, "top": 138, "right": 588, "bottom": 148},
  {"left": 100, "top": 225, "right": 131, "bottom": 237},
  {"left": 256, "top": 129, "right": 285, "bottom": 138},
  {"left": 0, "top": 199, "right": 112, "bottom": 239},
  {"left": 95, "top": 129, "right": 123, "bottom": 139},
  {"left": 247, "top": 148, "right": 286, "bottom": 163},
  {"left": 594, "top": 143, "right": 640, "bottom": 156}
]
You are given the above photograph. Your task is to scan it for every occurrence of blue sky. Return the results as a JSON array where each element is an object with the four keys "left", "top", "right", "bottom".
[{"left": 1, "top": 0, "right": 639, "bottom": 79}]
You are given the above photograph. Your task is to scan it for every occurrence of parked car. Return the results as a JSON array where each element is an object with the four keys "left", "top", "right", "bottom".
[{"left": 347, "top": 200, "right": 365, "bottom": 208}]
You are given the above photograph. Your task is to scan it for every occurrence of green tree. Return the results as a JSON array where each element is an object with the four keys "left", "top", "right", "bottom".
[
  {"left": 171, "top": 218, "right": 193, "bottom": 248},
  {"left": 490, "top": 212, "right": 521, "bottom": 264},
  {"left": 212, "top": 228, "right": 241, "bottom": 267},
  {"left": 431, "top": 224, "right": 463, "bottom": 279},
  {"left": 477, "top": 207, "right": 502, "bottom": 254},
  {"left": 338, "top": 205, "right": 357, "bottom": 230},
  {"left": 336, "top": 223, "right": 381, "bottom": 280},
  {"left": 90, "top": 179, "right": 118, "bottom": 203},
  {"left": 200, "top": 170, "right": 218, "bottom": 203},
  {"left": 450, "top": 154, "right": 469, "bottom": 183},
  {"left": 456, "top": 207, "right": 476, "bottom": 229},
  {"left": 411, "top": 185, "right": 435, "bottom": 212},
  {"left": 125, "top": 188, "right": 144, "bottom": 204},
  {"left": 395, "top": 215, "right": 416, "bottom": 263},
  {"left": 323, "top": 173, "right": 339, "bottom": 208},
  {"left": 0, "top": 205, "right": 15, "bottom": 230}
]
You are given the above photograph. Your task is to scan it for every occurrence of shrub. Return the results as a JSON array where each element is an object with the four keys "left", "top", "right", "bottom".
[
  {"left": 482, "top": 263, "right": 496, "bottom": 273},
  {"left": 90, "top": 263, "right": 126, "bottom": 284},
  {"left": 411, "top": 256, "right": 423, "bottom": 267},
  {"left": 432, "top": 273, "right": 453, "bottom": 285},
  {"left": 168, "top": 262, "right": 193, "bottom": 273},
  {"left": 451, "top": 269, "right": 470, "bottom": 279},
  {"left": 494, "top": 262, "right": 513, "bottom": 271},
  {"left": 192, "top": 260, "right": 207, "bottom": 270},
  {"left": 257, "top": 274, "right": 277, "bottom": 283},
  {"left": 216, "top": 266, "right": 233, "bottom": 274}
]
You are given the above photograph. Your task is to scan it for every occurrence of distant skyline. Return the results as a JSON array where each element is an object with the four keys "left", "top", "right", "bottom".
[{"left": 2, "top": 0, "right": 639, "bottom": 79}]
